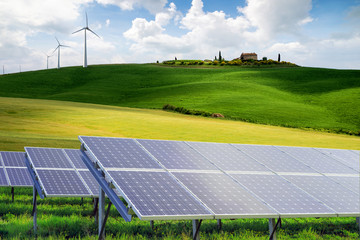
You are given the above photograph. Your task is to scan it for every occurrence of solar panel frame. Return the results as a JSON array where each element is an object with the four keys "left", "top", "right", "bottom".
[
  {"left": 25, "top": 147, "right": 73, "bottom": 169},
  {"left": 6, "top": 167, "right": 33, "bottom": 187},
  {"left": 316, "top": 148, "right": 360, "bottom": 172},
  {"left": 0, "top": 168, "right": 9, "bottom": 186}
]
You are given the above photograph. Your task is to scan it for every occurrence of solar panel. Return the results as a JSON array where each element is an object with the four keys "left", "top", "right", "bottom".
[
  {"left": 327, "top": 176, "right": 360, "bottom": 194},
  {"left": 25, "top": 148, "right": 73, "bottom": 169},
  {"left": 1, "top": 152, "right": 26, "bottom": 167},
  {"left": 172, "top": 172, "right": 277, "bottom": 218},
  {"left": 233, "top": 144, "right": 315, "bottom": 173},
  {"left": 36, "top": 169, "right": 91, "bottom": 197},
  {"left": 107, "top": 170, "right": 213, "bottom": 220},
  {"left": 317, "top": 148, "right": 359, "bottom": 172},
  {"left": 79, "top": 136, "right": 161, "bottom": 169},
  {"left": 230, "top": 173, "right": 336, "bottom": 217},
  {"left": 282, "top": 175, "right": 360, "bottom": 216},
  {"left": 6, "top": 168, "right": 32, "bottom": 186},
  {"left": 0, "top": 168, "right": 8, "bottom": 186},
  {"left": 137, "top": 139, "right": 217, "bottom": 170},
  {"left": 64, "top": 149, "right": 87, "bottom": 169},
  {"left": 78, "top": 170, "right": 99, "bottom": 196},
  {"left": 186, "top": 141, "right": 270, "bottom": 172},
  {"left": 277, "top": 146, "right": 358, "bottom": 174}
]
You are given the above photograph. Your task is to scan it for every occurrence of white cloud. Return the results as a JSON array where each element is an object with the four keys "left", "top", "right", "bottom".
[
  {"left": 95, "top": 0, "right": 167, "bottom": 14},
  {"left": 106, "top": 19, "right": 111, "bottom": 27}
]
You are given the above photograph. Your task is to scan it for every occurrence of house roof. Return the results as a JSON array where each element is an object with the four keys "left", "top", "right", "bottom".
[{"left": 241, "top": 53, "right": 257, "bottom": 56}]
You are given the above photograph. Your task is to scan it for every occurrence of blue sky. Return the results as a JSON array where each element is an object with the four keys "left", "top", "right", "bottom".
[{"left": 0, "top": 0, "right": 359, "bottom": 73}]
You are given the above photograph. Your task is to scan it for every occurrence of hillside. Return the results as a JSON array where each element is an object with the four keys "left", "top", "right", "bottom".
[{"left": 0, "top": 64, "right": 359, "bottom": 135}]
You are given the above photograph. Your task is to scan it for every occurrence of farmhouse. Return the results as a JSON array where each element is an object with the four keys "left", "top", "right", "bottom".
[{"left": 240, "top": 52, "right": 258, "bottom": 61}]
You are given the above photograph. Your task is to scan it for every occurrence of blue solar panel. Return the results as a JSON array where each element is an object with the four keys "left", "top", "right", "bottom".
[
  {"left": 1, "top": 152, "right": 26, "bottom": 167},
  {"left": 64, "top": 149, "right": 87, "bottom": 169},
  {"left": 79, "top": 136, "right": 161, "bottom": 169},
  {"left": 37, "top": 169, "right": 91, "bottom": 197},
  {"left": 277, "top": 146, "right": 358, "bottom": 174},
  {"left": 173, "top": 172, "right": 277, "bottom": 218},
  {"left": 231, "top": 174, "right": 335, "bottom": 217},
  {"left": 0, "top": 168, "right": 8, "bottom": 186},
  {"left": 317, "top": 148, "right": 359, "bottom": 172},
  {"left": 233, "top": 144, "right": 315, "bottom": 173},
  {"left": 6, "top": 168, "right": 32, "bottom": 186},
  {"left": 186, "top": 141, "right": 271, "bottom": 172},
  {"left": 78, "top": 170, "right": 98, "bottom": 196},
  {"left": 25, "top": 148, "right": 73, "bottom": 169},
  {"left": 327, "top": 176, "right": 360, "bottom": 194},
  {"left": 107, "top": 170, "right": 213, "bottom": 220},
  {"left": 138, "top": 139, "right": 217, "bottom": 170},
  {"left": 283, "top": 175, "right": 360, "bottom": 216}
]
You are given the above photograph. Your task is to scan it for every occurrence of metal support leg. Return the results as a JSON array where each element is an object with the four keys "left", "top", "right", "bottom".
[
  {"left": 93, "top": 198, "right": 99, "bottom": 224},
  {"left": 192, "top": 219, "right": 202, "bottom": 240},
  {"left": 98, "top": 201, "right": 112, "bottom": 240},
  {"left": 217, "top": 219, "right": 222, "bottom": 230},
  {"left": 269, "top": 218, "right": 281, "bottom": 240},
  {"left": 98, "top": 187, "right": 105, "bottom": 239},
  {"left": 150, "top": 220, "right": 154, "bottom": 230},
  {"left": 11, "top": 187, "right": 14, "bottom": 202},
  {"left": 357, "top": 217, "right": 360, "bottom": 234},
  {"left": 32, "top": 187, "right": 38, "bottom": 234}
]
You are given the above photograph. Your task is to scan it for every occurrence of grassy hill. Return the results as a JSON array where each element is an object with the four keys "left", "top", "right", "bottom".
[{"left": 0, "top": 64, "right": 359, "bottom": 135}]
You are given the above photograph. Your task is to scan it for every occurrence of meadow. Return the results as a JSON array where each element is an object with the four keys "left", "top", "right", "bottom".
[
  {"left": 0, "top": 64, "right": 359, "bottom": 239},
  {"left": 0, "top": 64, "right": 359, "bottom": 135}
]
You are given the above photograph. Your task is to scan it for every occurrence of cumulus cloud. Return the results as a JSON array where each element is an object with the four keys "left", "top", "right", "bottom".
[{"left": 95, "top": 0, "right": 167, "bottom": 14}]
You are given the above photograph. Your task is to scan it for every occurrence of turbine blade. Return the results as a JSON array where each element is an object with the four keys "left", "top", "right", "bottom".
[
  {"left": 60, "top": 44, "right": 71, "bottom": 48},
  {"left": 72, "top": 28, "right": 85, "bottom": 34},
  {"left": 52, "top": 46, "right": 59, "bottom": 54},
  {"left": 88, "top": 28, "right": 100, "bottom": 38},
  {"left": 86, "top": 12, "right": 88, "bottom": 28},
  {"left": 55, "top": 36, "right": 60, "bottom": 45}
]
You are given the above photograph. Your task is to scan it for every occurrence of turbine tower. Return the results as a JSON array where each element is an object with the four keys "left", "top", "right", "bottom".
[
  {"left": 53, "top": 37, "right": 69, "bottom": 69},
  {"left": 44, "top": 52, "right": 53, "bottom": 69},
  {"left": 72, "top": 12, "right": 100, "bottom": 68}
]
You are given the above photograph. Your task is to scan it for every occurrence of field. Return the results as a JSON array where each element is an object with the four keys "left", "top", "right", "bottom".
[
  {"left": 0, "top": 64, "right": 359, "bottom": 135},
  {"left": 0, "top": 64, "right": 359, "bottom": 239}
]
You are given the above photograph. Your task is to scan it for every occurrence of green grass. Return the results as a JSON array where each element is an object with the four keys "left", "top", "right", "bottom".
[
  {"left": 0, "top": 188, "right": 359, "bottom": 239},
  {"left": 0, "top": 64, "right": 359, "bottom": 135}
]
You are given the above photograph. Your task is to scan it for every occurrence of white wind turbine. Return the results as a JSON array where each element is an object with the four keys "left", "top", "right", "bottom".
[
  {"left": 53, "top": 37, "right": 70, "bottom": 69},
  {"left": 44, "top": 52, "right": 53, "bottom": 69},
  {"left": 72, "top": 12, "right": 100, "bottom": 68}
]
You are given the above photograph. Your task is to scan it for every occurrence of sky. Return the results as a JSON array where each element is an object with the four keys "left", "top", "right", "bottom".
[{"left": 0, "top": 0, "right": 360, "bottom": 73}]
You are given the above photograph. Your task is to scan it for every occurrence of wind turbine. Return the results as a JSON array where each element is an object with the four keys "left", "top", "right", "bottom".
[
  {"left": 72, "top": 12, "right": 100, "bottom": 68},
  {"left": 44, "top": 52, "right": 53, "bottom": 69},
  {"left": 53, "top": 37, "right": 69, "bottom": 69}
]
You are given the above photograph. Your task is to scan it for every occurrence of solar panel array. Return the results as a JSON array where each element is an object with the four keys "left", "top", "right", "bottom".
[
  {"left": 25, "top": 148, "right": 99, "bottom": 197},
  {"left": 79, "top": 136, "right": 360, "bottom": 221},
  {"left": 0, "top": 152, "right": 32, "bottom": 187}
]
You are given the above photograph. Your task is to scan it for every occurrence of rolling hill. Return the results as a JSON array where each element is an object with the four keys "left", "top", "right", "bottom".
[{"left": 0, "top": 64, "right": 359, "bottom": 135}]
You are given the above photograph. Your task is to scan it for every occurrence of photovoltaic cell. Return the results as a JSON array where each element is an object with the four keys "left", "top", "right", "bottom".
[
  {"left": 317, "top": 148, "right": 359, "bottom": 172},
  {"left": 25, "top": 148, "right": 73, "bottom": 169},
  {"left": 138, "top": 139, "right": 217, "bottom": 170},
  {"left": 108, "top": 170, "right": 213, "bottom": 220},
  {"left": 78, "top": 170, "right": 99, "bottom": 196},
  {"left": 64, "top": 149, "right": 87, "bottom": 169},
  {"left": 173, "top": 172, "right": 277, "bottom": 218},
  {"left": 79, "top": 136, "right": 161, "bottom": 169},
  {"left": 0, "top": 168, "right": 8, "bottom": 186},
  {"left": 1, "top": 152, "right": 26, "bottom": 167},
  {"left": 277, "top": 146, "right": 358, "bottom": 174},
  {"left": 327, "top": 176, "right": 360, "bottom": 194},
  {"left": 233, "top": 144, "right": 315, "bottom": 173},
  {"left": 37, "top": 169, "right": 91, "bottom": 196},
  {"left": 186, "top": 141, "right": 270, "bottom": 172},
  {"left": 283, "top": 175, "right": 360, "bottom": 216},
  {"left": 6, "top": 168, "right": 32, "bottom": 186},
  {"left": 231, "top": 174, "right": 335, "bottom": 217}
]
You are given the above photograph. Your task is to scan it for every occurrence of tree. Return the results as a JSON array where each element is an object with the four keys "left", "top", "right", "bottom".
[
  {"left": 278, "top": 53, "right": 281, "bottom": 62},
  {"left": 175, "top": 57, "right": 177, "bottom": 61},
  {"left": 215, "top": 56, "right": 217, "bottom": 61},
  {"left": 219, "top": 51, "right": 222, "bottom": 62}
]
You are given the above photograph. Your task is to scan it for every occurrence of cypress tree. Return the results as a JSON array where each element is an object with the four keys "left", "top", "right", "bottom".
[
  {"left": 219, "top": 51, "right": 222, "bottom": 62},
  {"left": 278, "top": 53, "right": 281, "bottom": 62}
]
